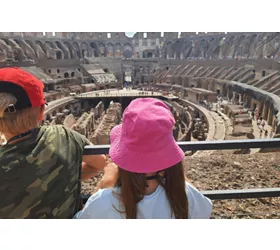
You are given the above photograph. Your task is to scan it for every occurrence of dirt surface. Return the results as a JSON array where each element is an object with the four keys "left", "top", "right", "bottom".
[
  {"left": 81, "top": 152, "right": 280, "bottom": 219},
  {"left": 188, "top": 152, "right": 280, "bottom": 219}
]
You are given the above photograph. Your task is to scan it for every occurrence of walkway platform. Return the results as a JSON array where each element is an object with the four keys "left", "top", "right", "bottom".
[{"left": 75, "top": 89, "right": 179, "bottom": 101}]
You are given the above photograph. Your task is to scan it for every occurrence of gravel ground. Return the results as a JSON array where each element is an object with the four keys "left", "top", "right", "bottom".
[{"left": 81, "top": 152, "right": 280, "bottom": 219}]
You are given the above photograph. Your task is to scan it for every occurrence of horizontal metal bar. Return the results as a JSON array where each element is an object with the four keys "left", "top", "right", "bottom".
[
  {"left": 84, "top": 138, "right": 280, "bottom": 155},
  {"left": 81, "top": 188, "right": 280, "bottom": 203},
  {"left": 202, "top": 188, "right": 280, "bottom": 200}
]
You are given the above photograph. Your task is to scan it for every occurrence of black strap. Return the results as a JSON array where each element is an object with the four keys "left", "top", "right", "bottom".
[
  {"left": 146, "top": 171, "right": 165, "bottom": 181},
  {"left": 0, "top": 81, "right": 32, "bottom": 112},
  {"left": 6, "top": 129, "right": 35, "bottom": 144},
  {"left": 146, "top": 175, "right": 157, "bottom": 180}
]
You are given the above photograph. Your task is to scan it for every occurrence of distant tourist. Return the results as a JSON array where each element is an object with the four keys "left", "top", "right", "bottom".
[
  {"left": 257, "top": 118, "right": 261, "bottom": 128},
  {"left": 0, "top": 68, "right": 115, "bottom": 219},
  {"left": 259, "top": 129, "right": 263, "bottom": 138},
  {"left": 270, "top": 130, "right": 274, "bottom": 138},
  {"left": 261, "top": 120, "right": 266, "bottom": 129},
  {"left": 264, "top": 130, "right": 268, "bottom": 137},
  {"left": 251, "top": 110, "right": 254, "bottom": 120},
  {"left": 76, "top": 98, "right": 212, "bottom": 219}
]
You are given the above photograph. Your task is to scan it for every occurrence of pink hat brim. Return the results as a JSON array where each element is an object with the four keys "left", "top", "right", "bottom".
[{"left": 109, "top": 124, "right": 185, "bottom": 173}]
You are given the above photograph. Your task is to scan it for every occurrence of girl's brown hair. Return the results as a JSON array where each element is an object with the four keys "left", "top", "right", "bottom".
[{"left": 114, "top": 161, "right": 188, "bottom": 219}]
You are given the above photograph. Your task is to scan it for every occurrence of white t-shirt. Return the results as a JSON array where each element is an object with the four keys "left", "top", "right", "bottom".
[{"left": 76, "top": 181, "right": 212, "bottom": 219}]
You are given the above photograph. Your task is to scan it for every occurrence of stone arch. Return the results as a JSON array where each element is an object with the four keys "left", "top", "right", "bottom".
[
  {"left": 90, "top": 42, "right": 99, "bottom": 57},
  {"left": 147, "top": 51, "right": 153, "bottom": 58},
  {"left": 25, "top": 40, "right": 37, "bottom": 53},
  {"left": 72, "top": 42, "right": 82, "bottom": 58},
  {"left": 250, "top": 34, "right": 258, "bottom": 42},
  {"left": 163, "top": 41, "right": 173, "bottom": 59},
  {"left": 207, "top": 37, "right": 216, "bottom": 43},
  {"left": 123, "top": 43, "right": 133, "bottom": 58},
  {"left": 199, "top": 38, "right": 209, "bottom": 58},
  {"left": 55, "top": 41, "right": 69, "bottom": 59},
  {"left": 115, "top": 43, "right": 122, "bottom": 57},
  {"left": 222, "top": 84, "right": 228, "bottom": 97},
  {"left": 99, "top": 43, "right": 106, "bottom": 57},
  {"left": 64, "top": 72, "right": 69, "bottom": 78},
  {"left": 0, "top": 38, "right": 10, "bottom": 46},
  {"left": 44, "top": 41, "right": 63, "bottom": 59},
  {"left": 222, "top": 36, "right": 235, "bottom": 58},
  {"left": 209, "top": 82, "right": 215, "bottom": 92},
  {"left": 81, "top": 42, "right": 91, "bottom": 57},
  {"left": 12, "top": 39, "right": 22, "bottom": 47},
  {"left": 0, "top": 38, "right": 14, "bottom": 60},
  {"left": 173, "top": 40, "right": 181, "bottom": 59},
  {"left": 56, "top": 51, "right": 62, "bottom": 59},
  {"left": 35, "top": 40, "right": 46, "bottom": 53},
  {"left": 181, "top": 40, "right": 193, "bottom": 59},
  {"left": 107, "top": 43, "right": 114, "bottom": 57},
  {"left": 228, "top": 85, "right": 233, "bottom": 99},
  {"left": 44, "top": 41, "right": 55, "bottom": 49},
  {"left": 228, "top": 36, "right": 235, "bottom": 43},
  {"left": 63, "top": 42, "right": 75, "bottom": 59},
  {"left": 2, "top": 38, "right": 24, "bottom": 61},
  {"left": 11, "top": 38, "right": 28, "bottom": 60}
]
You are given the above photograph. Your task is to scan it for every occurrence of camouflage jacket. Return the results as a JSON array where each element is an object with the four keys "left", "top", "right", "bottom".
[{"left": 0, "top": 125, "right": 90, "bottom": 219}]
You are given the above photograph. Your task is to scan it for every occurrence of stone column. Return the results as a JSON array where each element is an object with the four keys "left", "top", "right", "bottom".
[
  {"left": 239, "top": 93, "right": 242, "bottom": 103},
  {"left": 272, "top": 117, "right": 277, "bottom": 132},
  {"left": 257, "top": 101, "right": 263, "bottom": 117},
  {"left": 232, "top": 92, "right": 236, "bottom": 102},
  {"left": 267, "top": 105, "right": 273, "bottom": 125},
  {"left": 262, "top": 102, "right": 269, "bottom": 120}
]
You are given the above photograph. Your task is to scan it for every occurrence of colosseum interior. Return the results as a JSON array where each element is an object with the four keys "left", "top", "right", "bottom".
[{"left": 1, "top": 32, "right": 280, "bottom": 219}]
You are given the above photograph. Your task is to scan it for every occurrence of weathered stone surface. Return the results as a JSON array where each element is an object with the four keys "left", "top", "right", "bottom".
[
  {"left": 92, "top": 102, "right": 121, "bottom": 145},
  {"left": 72, "top": 110, "right": 95, "bottom": 137}
]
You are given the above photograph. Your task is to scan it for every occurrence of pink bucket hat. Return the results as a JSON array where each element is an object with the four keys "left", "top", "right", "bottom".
[{"left": 109, "top": 98, "right": 184, "bottom": 173}]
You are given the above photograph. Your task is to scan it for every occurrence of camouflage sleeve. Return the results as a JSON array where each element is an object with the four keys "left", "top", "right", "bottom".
[{"left": 65, "top": 127, "right": 91, "bottom": 152}]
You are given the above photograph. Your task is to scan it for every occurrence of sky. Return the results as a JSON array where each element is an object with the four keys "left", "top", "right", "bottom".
[{"left": 125, "top": 32, "right": 136, "bottom": 37}]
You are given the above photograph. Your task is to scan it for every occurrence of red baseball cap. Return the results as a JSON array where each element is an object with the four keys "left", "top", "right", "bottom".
[{"left": 0, "top": 67, "right": 46, "bottom": 113}]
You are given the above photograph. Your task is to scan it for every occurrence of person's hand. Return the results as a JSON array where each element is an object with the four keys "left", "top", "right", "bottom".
[{"left": 97, "top": 160, "right": 119, "bottom": 189}]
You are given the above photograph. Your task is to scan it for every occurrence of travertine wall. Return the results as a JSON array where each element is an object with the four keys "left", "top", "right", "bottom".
[{"left": 1, "top": 32, "right": 280, "bottom": 63}]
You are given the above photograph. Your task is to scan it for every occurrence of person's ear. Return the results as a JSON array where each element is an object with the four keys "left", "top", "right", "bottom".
[{"left": 38, "top": 105, "right": 45, "bottom": 121}]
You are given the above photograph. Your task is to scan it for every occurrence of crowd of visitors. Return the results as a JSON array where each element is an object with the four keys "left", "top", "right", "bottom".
[{"left": 252, "top": 108, "right": 274, "bottom": 138}]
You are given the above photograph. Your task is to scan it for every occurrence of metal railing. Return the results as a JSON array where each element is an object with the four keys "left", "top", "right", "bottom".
[
  {"left": 82, "top": 138, "right": 280, "bottom": 201},
  {"left": 76, "top": 92, "right": 164, "bottom": 98}
]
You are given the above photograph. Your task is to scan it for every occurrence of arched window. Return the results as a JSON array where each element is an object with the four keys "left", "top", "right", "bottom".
[
  {"left": 56, "top": 51, "right": 62, "bottom": 59},
  {"left": 71, "top": 72, "right": 75, "bottom": 77},
  {"left": 64, "top": 72, "right": 69, "bottom": 78}
]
